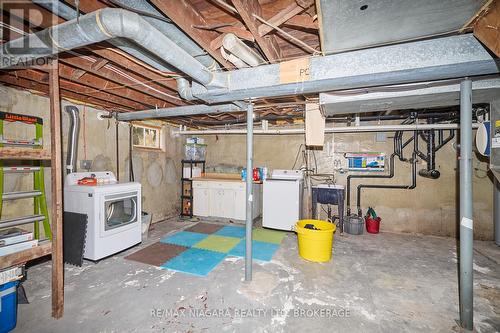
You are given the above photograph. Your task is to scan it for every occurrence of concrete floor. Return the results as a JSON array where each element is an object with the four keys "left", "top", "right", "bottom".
[{"left": 14, "top": 218, "right": 500, "bottom": 333}]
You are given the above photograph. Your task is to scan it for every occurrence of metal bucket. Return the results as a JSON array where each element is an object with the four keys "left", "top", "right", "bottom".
[{"left": 345, "top": 215, "right": 364, "bottom": 235}]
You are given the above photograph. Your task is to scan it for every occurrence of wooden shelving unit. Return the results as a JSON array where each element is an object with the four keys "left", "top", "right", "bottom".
[
  {"left": 0, "top": 59, "right": 64, "bottom": 319},
  {"left": 0, "top": 241, "right": 52, "bottom": 270},
  {"left": 0, "top": 147, "right": 51, "bottom": 160},
  {"left": 180, "top": 160, "right": 205, "bottom": 217}
]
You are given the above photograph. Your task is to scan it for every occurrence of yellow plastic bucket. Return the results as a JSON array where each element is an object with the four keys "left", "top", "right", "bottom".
[{"left": 295, "top": 219, "right": 336, "bottom": 262}]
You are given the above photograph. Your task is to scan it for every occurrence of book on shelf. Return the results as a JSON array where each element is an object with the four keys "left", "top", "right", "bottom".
[
  {"left": 0, "top": 266, "right": 24, "bottom": 285},
  {"left": 0, "top": 227, "right": 34, "bottom": 247},
  {"left": 0, "top": 239, "right": 38, "bottom": 256}
]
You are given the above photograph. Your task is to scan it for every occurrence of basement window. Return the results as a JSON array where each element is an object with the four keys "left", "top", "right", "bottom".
[{"left": 132, "top": 124, "right": 161, "bottom": 150}]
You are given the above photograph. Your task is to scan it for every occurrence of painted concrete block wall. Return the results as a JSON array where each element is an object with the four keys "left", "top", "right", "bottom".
[
  {"left": 0, "top": 85, "right": 183, "bottom": 239},
  {"left": 201, "top": 127, "right": 493, "bottom": 240}
]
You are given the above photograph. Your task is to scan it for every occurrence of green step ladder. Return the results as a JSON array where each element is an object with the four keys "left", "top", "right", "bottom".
[{"left": 0, "top": 111, "right": 51, "bottom": 240}]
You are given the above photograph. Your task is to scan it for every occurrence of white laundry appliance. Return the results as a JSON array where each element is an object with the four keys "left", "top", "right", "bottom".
[
  {"left": 262, "top": 169, "right": 304, "bottom": 231},
  {"left": 64, "top": 171, "right": 141, "bottom": 260}
]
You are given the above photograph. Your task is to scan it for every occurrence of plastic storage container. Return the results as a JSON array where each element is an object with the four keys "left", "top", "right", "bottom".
[
  {"left": 295, "top": 219, "right": 336, "bottom": 262},
  {"left": 184, "top": 143, "right": 207, "bottom": 161},
  {"left": 345, "top": 215, "right": 364, "bottom": 235},
  {"left": 0, "top": 281, "right": 19, "bottom": 333}
]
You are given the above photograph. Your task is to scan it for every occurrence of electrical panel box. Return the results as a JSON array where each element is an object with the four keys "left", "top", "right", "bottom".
[{"left": 345, "top": 152, "right": 385, "bottom": 172}]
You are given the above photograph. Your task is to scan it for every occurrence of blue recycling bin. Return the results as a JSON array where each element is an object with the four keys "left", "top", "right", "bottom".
[{"left": 0, "top": 281, "right": 19, "bottom": 333}]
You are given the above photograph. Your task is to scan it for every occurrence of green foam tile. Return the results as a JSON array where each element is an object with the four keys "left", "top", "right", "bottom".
[
  {"left": 252, "top": 228, "right": 287, "bottom": 244},
  {"left": 193, "top": 235, "right": 240, "bottom": 253}
]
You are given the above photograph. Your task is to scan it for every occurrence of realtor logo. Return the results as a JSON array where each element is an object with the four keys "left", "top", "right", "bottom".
[{"left": 1, "top": 0, "right": 58, "bottom": 69}]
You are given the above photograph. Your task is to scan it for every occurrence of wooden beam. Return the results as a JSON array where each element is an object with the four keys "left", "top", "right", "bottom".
[
  {"left": 210, "top": 22, "right": 248, "bottom": 50},
  {"left": 60, "top": 57, "right": 184, "bottom": 105},
  {"left": 231, "top": 0, "right": 281, "bottom": 61},
  {"left": 90, "top": 58, "right": 108, "bottom": 71},
  {"left": 197, "top": 25, "right": 255, "bottom": 42},
  {"left": 5, "top": 2, "right": 180, "bottom": 95},
  {"left": 284, "top": 14, "right": 319, "bottom": 30},
  {"left": 258, "top": 2, "right": 305, "bottom": 36},
  {"left": 0, "top": 242, "right": 51, "bottom": 269},
  {"left": 55, "top": 65, "right": 170, "bottom": 108},
  {"left": 0, "top": 75, "right": 133, "bottom": 112},
  {"left": 5, "top": 69, "right": 153, "bottom": 110},
  {"left": 0, "top": 10, "right": 180, "bottom": 107},
  {"left": 0, "top": 147, "right": 51, "bottom": 160},
  {"left": 149, "top": 0, "right": 234, "bottom": 68},
  {"left": 473, "top": 0, "right": 499, "bottom": 57},
  {"left": 49, "top": 58, "right": 64, "bottom": 319}
]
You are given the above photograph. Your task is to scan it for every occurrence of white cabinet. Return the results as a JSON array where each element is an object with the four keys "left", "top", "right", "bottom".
[
  {"left": 192, "top": 180, "right": 262, "bottom": 220},
  {"left": 233, "top": 188, "right": 246, "bottom": 220},
  {"left": 193, "top": 182, "right": 210, "bottom": 216},
  {"left": 209, "top": 188, "right": 234, "bottom": 218}
]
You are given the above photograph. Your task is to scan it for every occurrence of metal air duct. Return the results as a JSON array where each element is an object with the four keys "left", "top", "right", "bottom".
[{"left": 64, "top": 105, "right": 80, "bottom": 175}]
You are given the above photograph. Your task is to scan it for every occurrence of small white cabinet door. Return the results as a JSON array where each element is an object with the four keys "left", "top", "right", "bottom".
[
  {"left": 193, "top": 188, "right": 210, "bottom": 217},
  {"left": 208, "top": 188, "right": 221, "bottom": 217},
  {"left": 220, "top": 189, "right": 235, "bottom": 218},
  {"left": 233, "top": 189, "right": 246, "bottom": 220}
]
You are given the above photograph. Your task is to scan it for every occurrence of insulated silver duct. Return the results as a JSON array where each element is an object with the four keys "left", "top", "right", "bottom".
[
  {"left": 1, "top": 8, "right": 223, "bottom": 87},
  {"left": 222, "top": 34, "right": 265, "bottom": 67},
  {"left": 64, "top": 105, "right": 79, "bottom": 175},
  {"left": 110, "top": 0, "right": 219, "bottom": 71},
  {"left": 32, "top": 0, "right": 176, "bottom": 73}
]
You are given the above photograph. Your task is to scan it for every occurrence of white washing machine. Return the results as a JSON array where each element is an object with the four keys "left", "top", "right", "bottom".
[
  {"left": 262, "top": 170, "right": 303, "bottom": 231},
  {"left": 64, "top": 172, "right": 141, "bottom": 260}
]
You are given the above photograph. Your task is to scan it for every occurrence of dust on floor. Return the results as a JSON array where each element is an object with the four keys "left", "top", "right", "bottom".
[{"left": 15, "top": 218, "right": 500, "bottom": 333}]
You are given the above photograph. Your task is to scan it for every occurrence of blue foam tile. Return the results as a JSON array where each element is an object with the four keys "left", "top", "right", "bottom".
[
  {"left": 160, "top": 231, "right": 207, "bottom": 247},
  {"left": 161, "top": 248, "right": 226, "bottom": 276},
  {"left": 214, "top": 225, "right": 246, "bottom": 238},
  {"left": 228, "top": 239, "right": 280, "bottom": 262}
]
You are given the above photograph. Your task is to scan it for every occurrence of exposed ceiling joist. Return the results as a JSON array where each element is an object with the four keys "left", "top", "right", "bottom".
[
  {"left": 2, "top": 1, "right": 181, "bottom": 105},
  {"left": 284, "top": 14, "right": 318, "bottom": 30},
  {"left": 0, "top": 72, "right": 133, "bottom": 112},
  {"left": 231, "top": 0, "right": 282, "bottom": 62},
  {"left": 59, "top": 54, "right": 181, "bottom": 105},
  {"left": 9, "top": 68, "right": 154, "bottom": 110},
  {"left": 54, "top": 65, "right": 169, "bottom": 108},
  {"left": 258, "top": 1, "right": 312, "bottom": 36},
  {"left": 473, "top": 0, "right": 500, "bottom": 57},
  {"left": 148, "top": 0, "right": 234, "bottom": 69},
  {"left": 196, "top": 24, "right": 255, "bottom": 42}
]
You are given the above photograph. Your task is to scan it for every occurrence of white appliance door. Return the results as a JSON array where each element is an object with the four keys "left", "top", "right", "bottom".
[
  {"left": 263, "top": 179, "right": 300, "bottom": 231},
  {"left": 100, "top": 191, "right": 139, "bottom": 237}
]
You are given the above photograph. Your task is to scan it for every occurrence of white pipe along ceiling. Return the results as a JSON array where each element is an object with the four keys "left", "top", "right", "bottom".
[{"left": 173, "top": 123, "right": 480, "bottom": 136}]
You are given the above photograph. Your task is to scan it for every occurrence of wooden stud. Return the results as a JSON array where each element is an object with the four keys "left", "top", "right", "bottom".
[{"left": 49, "top": 58, "right": 64, "bottom": 319}]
